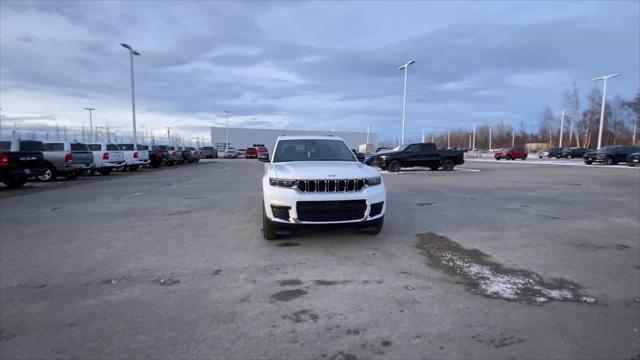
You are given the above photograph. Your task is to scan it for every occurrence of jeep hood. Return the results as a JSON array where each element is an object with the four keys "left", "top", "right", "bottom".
[{"left": 271, "top": 161, "right": 379, "bottom": 180}]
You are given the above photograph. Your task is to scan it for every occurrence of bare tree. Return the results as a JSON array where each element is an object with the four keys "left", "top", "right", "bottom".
[{"left": 563, "top": 82, "right": 581, "bottom": 146}]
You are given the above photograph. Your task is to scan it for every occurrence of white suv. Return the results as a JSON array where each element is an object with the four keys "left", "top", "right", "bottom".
[{"left": 261, "top": 135, "right": 386, "bottom": 240}]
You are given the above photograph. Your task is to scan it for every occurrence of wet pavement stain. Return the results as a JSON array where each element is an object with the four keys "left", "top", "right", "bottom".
[
  {"left": 33, "top": 283, "right": 48, "bottom": 289},
  {"left": 282, "top": 309, "right": 319, "bottom": 323},
  {"left": 154, "top": 277, "right": 180, "bottom": 286},
  {"left": 99, "top": 275, "right": 132, "bottom": 285},
  {"left": 538, "top": 214, "right": 568, "bottom": 220},
  {"left": 570, "top": 241, "right": 632, "bottom": 251},
  {"left": 330, "top": 352, "right": 358, "bottom": 360},
  {"left": 278, "top": 242, "right": 300, "bottom": 247},
  {"left": 416, "top": 232, "right": 596, "bottom": 304},
  {"left": 168, "top": 210, "right": 192, "bottom": 216},
  {"left": 279, "top": 279, "right": 303, "bottom": 286},
  {"left": 270, "top": 289, "right": 308, "bottom": 301},
  {"left": 472, "top": 334, "right": 525, "bottom": 348},
  {"left": 315, "top": 280, "right": 352, "bottom": 286},
  {"left": 46, "top": 206, "right": 65, "bottom": 212},
  {"left": 381, "top": 340, "right": 392, "bottom": 346},
  {"left": 416, "top": 202, "right": 437, "bottom": 206}
]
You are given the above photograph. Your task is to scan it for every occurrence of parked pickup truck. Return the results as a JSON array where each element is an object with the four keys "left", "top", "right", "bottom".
[
  {"left": 186, "top": 147, "right": 201, "bottom": 162},
  {"left": 0, "top": 139, "right": 48, "bottom": 188},
  {"left": 198, "top": 146, "right": 217, "bottom": 158},
  {"left": 368, "top": 143, "right": 464, "bottom": 172},
  {"left": 583, "top": 145, "right": 640, "bottom": 165},
  {"left": 149, "top": 145, "right": 170, "bottom": 168},
  {"left": 117, "top": 144, "right": 150, "bottom": 171},
  {"left": 87, "top": 143, "right": 125, "bottom": 175},
  {"left": 38, "top": 141, "right": 94, "bottom": 181}
]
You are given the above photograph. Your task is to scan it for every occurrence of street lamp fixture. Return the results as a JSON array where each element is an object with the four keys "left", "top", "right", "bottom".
[
  {"left": 224, "top": 111, "right": 230, "bottom": 152},
  {"left": 398, "top": 59, "right": 416, "bottom": 145},
  {"left": 121, "top": 43, "right": 141, "bottom": 149},
  {"left": 84, "top": 107, "right": 95, "bottom": 142},
  {"left": 592, "top": 73, "right": 621, "bottom": 150}
]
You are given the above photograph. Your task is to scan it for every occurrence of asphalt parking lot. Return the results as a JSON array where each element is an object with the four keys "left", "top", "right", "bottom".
[{"left": 1, "top": 159, "right": 639, "bottom": 359}]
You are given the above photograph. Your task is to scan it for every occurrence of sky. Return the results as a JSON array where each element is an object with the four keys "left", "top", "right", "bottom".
[{"left": 0, "top": 0, "right": 638, "bottom": 144}]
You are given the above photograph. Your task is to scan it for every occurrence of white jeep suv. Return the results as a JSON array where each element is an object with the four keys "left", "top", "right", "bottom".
[{"left": 261, "top": 135, "right": 386, "bottom": 240}]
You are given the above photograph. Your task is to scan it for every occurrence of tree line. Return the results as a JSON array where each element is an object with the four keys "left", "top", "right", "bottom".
[{"left": 405, "top": 85, "right": 639, "bottom": 150}]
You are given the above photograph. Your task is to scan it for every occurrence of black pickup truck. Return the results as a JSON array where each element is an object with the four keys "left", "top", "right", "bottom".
[
  {"left": 0, "top": 140, "right": 49, "bottom": 188},
  {"left": 367, "top": 143, "right": 464, "bottom": 172}
]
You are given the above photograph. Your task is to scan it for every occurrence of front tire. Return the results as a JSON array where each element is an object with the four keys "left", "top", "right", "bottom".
[
  {"left": 521, "top": 155, "right": 527, "bottom": 160},
  {"left": 388, "top": 160, "right": 402, "bottom": 173},
  {"left": 567, "top": 154, "right": 573, "bottom": 159},
  {"left": 429, "top": 164, "right": 440, "bottom": 171},
  {"left": 584, "top": 160, "right": 592, "bottom": 165},
  {"left": 2, "top": 175, "right": 28, "bottom": 188},
  {"left": 263, "top": 205, "right": 278, "bottom": 240},
  {"left": 606, "top": 157, "right": 615, "bottom": 165}
]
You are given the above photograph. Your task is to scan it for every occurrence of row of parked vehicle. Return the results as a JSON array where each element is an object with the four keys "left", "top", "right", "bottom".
[
  {"left": 0, "top": 139, "right": 205, "bottom": 188},
  {"left": 492, "top": 145, "right": 640, "bottom": 166}
]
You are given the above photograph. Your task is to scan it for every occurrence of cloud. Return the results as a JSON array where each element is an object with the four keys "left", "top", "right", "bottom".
[{"left": 0, "top": 0, "right": 638, "bottom": 142}]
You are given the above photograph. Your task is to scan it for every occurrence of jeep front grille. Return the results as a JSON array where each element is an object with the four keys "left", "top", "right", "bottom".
[{"left": 297, "top": 179, "right": 365, "bottom": 193}]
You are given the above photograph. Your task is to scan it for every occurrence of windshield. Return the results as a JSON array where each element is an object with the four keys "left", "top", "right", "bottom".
[
  {"left": 273, "top": 139, "right": 356, "bottom": 163},
  {"left": 44, "top": 143, "right": 64, "bottom": 151},
  {"left": 70, "top": 143, "right": 88, "bottom": 151},
  {"left": 392, "top": 144, "right": 408, "bottom": 152},
  {"left": 88, "top": 144, "right": 101, "bottom": 151},
  {"left": 599, "top": 146, "right": 619, "bottom": 152},
  {"left": 118, "top": 144, "right": 134, "bottom": 151}
]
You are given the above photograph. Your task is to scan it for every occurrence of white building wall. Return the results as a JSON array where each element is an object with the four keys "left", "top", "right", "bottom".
[{"left": 210, "top": 127, "right": 377, "bottom": 151}]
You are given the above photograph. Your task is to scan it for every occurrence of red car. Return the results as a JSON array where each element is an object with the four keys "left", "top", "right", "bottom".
[
  {"left": 257, "top": 146, "right": 268, "bottom": 155},
  {"left": 245, "top": 147, "right": 257, "bottom": 159},
  {"left": 495, "top": 147, "right": 527, "bottom": 160}
]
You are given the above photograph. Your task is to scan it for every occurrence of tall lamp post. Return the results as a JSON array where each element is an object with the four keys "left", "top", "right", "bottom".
[
  {"left": 121, "top": 43, "right": 141, "bottom": 149},
  {"left": 592, "top": 73, "right": 620, "bottom": 149},
  {"left": 224, "top": 110, "right": 230, "bottom": 152},
  {"left": 398, "top": 59, "right": 416, "bottom": 145},
  {"left": 84, "top": 107, "right": 95, "bottom": 142}
]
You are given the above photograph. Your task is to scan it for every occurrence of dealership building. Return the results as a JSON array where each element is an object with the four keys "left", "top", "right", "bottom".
[{"left": 210, "top": 127, "right": 377, "bottom": 151}]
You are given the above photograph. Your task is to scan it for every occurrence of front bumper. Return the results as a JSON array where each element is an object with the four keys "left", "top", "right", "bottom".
[
  {"left": 1, "top": 167, "right": 47, "bottom": 177},
  {"left": 65, "top": 163, "right": 92, "bottom": 171},
  {"left": 584, "top": 156, "right": 606, "bottom": 163},
  {"left": 263, "top": 179, "right": 386, "bottom": 225}
]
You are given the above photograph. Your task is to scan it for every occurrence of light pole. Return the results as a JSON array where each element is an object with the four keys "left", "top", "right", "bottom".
[
  {"left": 84, "top": 107, "right": 95, "bottom": 142},
  {"left": 472, "top": 124, "right": 476, "bottom": 150},
  {"left": 447, "top": 130, "right": 450, "bottom": 148},
  {"left": 121, "top": 43, "right": 141, "bottom": 149},
  {"left": 398, "top": 59, "right": 416, "bottom": 145},
  {"left": 559, "top": 109, "right": 565, "bottom": 148},
  {"left": 592, "top": 73, "right": 621, "bottom": 149},
  {"left": 224, "top": 110, "right": 230, "bottom": 152},
  {"left": 366, "top": 123, "right": 370, "bottom": 145}
]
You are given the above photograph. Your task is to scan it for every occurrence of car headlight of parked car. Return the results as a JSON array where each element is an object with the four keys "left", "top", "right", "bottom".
[
  {"left": 269, "top": 178, "right": 297, "bottom": 188},
  {"left": 365, "top": 177, "right": 382, "bottom": 186}
]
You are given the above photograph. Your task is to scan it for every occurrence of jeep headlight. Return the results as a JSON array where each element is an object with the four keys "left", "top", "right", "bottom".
[
  {"left": 269, "top": 178, "right": 296, "bottom": 188},
  {"left": 365, "top": 177, "right": 382, "bottom": 186}
]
